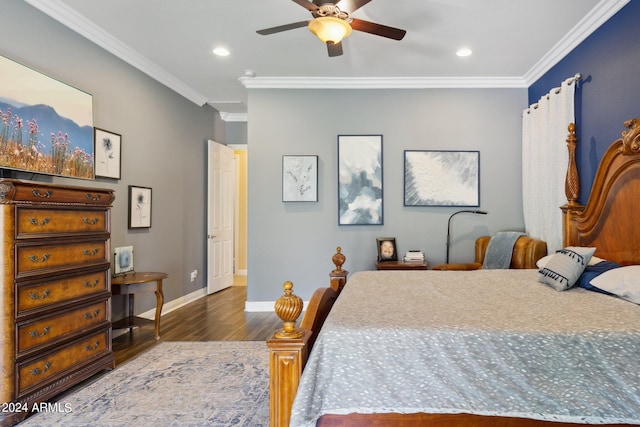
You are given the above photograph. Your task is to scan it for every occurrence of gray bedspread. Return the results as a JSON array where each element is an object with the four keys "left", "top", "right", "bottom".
[{"left": 290, "top": 270, "right": 640, "bottom": 426}]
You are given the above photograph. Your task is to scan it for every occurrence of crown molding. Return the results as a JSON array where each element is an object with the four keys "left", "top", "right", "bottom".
[
  {"left": 26, "top": 0, "right": 629, "bottom": 110},
  {"left": 219, "top": 112, "right": 248, "bottom": 122},
  {"left": 24, "top": 0, "right": 208, "bottom": 107},
  {"left": 239, "top": 76, "right": 528, "bottom": 89},
  {"left": 523, "top": 0, "right": 630, "bottom": 84}
]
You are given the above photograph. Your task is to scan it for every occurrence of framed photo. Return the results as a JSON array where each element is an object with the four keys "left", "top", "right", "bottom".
[
  {"left": 114, "top": 246, "right": 134, "bottom": 275},
  {"left": 94, "top": 127, "right": 121, "bottom": 179},
  {"left": 338, "top": 135, "right": 383, "bottom": 225},
  {"left": 128, "top": 185, "right": 152, "bottom": 228},
  {"left": 376, "top": 237, "right": 397, "bottom": 262},
  {"left": 404, "top": 150, "right": 480, "bottom": 207},
  {"left": 0, "top": 54, "right": 94, "bottom": 179},
  {"left": 282, "top": 155, "right": 318, "bottom": 202}
]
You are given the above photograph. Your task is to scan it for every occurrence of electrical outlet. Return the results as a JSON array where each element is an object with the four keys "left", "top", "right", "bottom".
[{"left": 190, "top": 270, "right": 197, "bottom": 282}]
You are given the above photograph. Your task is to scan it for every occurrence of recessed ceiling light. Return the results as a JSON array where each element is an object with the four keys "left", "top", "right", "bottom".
[
  {"left": 213, "top": 47, "right": 230, "bottom": 57},
  {"left": 456, "top": 48, "right": 472, "bottom": 57}
]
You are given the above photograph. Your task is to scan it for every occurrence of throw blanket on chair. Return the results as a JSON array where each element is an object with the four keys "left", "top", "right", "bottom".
[{"left": 482, "top": 232, "right": 525, "bottom": 269}]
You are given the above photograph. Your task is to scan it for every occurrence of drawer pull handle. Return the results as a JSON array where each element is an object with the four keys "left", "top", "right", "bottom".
[
  {"left": 85, "top": 341, "right": 100, "bottom": 351},
  {"left": 30, "top": 362, "right": 52, "bottom": 376},
  {"left": 32, "top": 189, "right": 52, "bottom": 198},
  {"left": 28, "top": 217, "right": 51, "bottom": 226},
  {"left": 82, "top": 248, "right": 99, "bottom": 256},
  {"left": 85, "top": 193, "right": 102, "bottom": 201},
  {"left": 84, "top": 310, "right": 101, "bottom": 319},
  {"left": 84, "top": 279, "right": 100, "bottom": 288},
  {"left": 29, "top": 289, "right": 51, "bottom": 300},
  {"left": 82, "top": 217, "right": 99, "bottom": 225},
  {"left": 29, "top": 326, "right": 51, "bottom": 337},
  {"left": 29, "top": 254, "right": 50, "bottom": 263}
]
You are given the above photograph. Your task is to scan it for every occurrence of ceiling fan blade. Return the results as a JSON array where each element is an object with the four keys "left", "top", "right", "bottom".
[
  {"left": 256, "top": 20, "right": 310, "bottom": 35},
  {"left": 327, "top": 41, "right": 343, "bottom": 57},
  {"left": 293, "top": 0, "right": 320, "bottom": 11},
  {"left": 335, "top": 0, "right": 372, "bottom": 13},
  {"left": 349, "top": 18, "right": 406, "bottom": 40}
]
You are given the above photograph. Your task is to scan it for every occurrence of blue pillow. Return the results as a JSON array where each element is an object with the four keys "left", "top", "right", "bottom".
[{"left": 576, "top": 261, "right": 621, "bottom": 295}]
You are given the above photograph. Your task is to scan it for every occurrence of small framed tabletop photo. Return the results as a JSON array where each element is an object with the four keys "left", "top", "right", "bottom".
[
  {"left": 128, "top": 185, "right": 152, "bottom": 229},
  {"left": 376, "top": 237, "right": 397, "bottom": 262}
]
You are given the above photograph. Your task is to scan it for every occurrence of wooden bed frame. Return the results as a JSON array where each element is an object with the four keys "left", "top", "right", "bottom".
[{"left": 267, "top": 119, "right": 640, "bottom": 427}]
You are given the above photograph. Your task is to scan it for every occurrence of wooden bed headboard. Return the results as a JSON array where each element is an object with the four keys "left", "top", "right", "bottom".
[{"left": 562, "top": 118, "right": 640, "bottom": 265}]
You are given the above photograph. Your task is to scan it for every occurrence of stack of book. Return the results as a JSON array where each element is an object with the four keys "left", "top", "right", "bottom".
[{"left": 403, "top": 250, "right": 425, "bottom": 262}]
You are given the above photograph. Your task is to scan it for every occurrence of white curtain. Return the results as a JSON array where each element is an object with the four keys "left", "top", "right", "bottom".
[{"left": 522, "top": 76, "right": 577, "bottom": 254}]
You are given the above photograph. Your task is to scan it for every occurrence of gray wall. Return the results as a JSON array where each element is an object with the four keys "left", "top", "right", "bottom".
[
  {"left": 247, "top": 88, "right": 528, "bottom": 302},
  {"left": 2, "top": 1, "right": 221, "bottom": 316}
]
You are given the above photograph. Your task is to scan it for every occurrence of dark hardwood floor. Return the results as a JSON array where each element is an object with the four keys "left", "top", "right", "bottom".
[{"left": 112, "top": 282, "right": 282, "bottom": 366}]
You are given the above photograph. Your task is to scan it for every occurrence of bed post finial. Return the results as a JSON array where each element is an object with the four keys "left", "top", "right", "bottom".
[
  {"left": 565, "top": 122, "right": 580, "bottom": 207},
  {"left": 621, "top": 118, "right": 640, "bottom": 154},
  {"left": 274, "top": 281, "right": 305, "bottom": 339},
  {"left": 332, "top": 247, "right": 345, "bottom": 272}
]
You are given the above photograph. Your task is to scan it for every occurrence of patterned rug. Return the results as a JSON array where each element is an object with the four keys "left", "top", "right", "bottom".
[{"left": 21, "top": 341, "right": 269, "bottom": 427}]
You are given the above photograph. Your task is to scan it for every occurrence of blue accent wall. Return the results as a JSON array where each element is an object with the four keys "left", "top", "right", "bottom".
[{"left": 528, "top": 1, "right": 640, "bottom": 204}]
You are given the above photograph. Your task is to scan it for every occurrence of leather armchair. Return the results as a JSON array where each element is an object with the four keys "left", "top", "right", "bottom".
[{"left": 431, "top": 235, "right": 547, "bottom": 270}]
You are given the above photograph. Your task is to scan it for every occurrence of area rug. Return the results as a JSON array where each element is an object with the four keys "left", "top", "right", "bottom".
[{"left": 21, "top": 341, "right": 269, "bottom": 427}]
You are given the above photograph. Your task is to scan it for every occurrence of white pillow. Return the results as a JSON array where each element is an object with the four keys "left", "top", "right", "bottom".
[
  {"left": 537, "top": 254, "right": 605, "bottom": 269},
  {"left": 590, "top": 265, "right": 640, "bottom": 304},
  {"left": 538, "top": 247, "right": 596, "bottom": 291},
  {"left": 536, "top": 254, "right": 553, "bottom": 269},
  {"left": 588, "top": 255, "right": 605, "bottom": 266}
]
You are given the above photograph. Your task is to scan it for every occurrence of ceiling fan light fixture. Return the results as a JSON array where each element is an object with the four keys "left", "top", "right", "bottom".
[{"left": 308, "top": 16, "right": 352, "bottom": 44}]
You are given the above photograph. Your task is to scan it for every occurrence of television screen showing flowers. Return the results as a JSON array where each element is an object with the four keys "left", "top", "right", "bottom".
[{"left": 0, "top": 54, "right": 94, "bottom": 179}]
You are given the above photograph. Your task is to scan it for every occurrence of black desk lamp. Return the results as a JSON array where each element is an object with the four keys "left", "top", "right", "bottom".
[{"left": 446, "top": 210, "right": 488, "bottom": 263}]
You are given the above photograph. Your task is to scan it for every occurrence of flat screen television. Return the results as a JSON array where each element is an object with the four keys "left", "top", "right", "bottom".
[{"left": 0, "top": 54, "right": 94, "bottom": 180}]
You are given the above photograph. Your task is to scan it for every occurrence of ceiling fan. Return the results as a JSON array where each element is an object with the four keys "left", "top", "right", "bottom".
[{"left": 256, "top": 0, "right": 407, "bottom": 57}]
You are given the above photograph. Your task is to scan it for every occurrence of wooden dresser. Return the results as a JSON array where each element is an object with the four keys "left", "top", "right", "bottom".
[{"left": 0, "top": 179, "right": 115, "bottom": 426}]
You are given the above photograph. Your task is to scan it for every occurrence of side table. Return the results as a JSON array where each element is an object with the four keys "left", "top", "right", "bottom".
[
  {"left": 111, "top": 272, "right": 168, "bottom": 339},
  {"left": 376, "top": 260, "right": 428, "bottom": 270}
]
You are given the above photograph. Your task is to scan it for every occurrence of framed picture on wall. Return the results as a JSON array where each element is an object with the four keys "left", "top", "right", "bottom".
[
  {"left": 338, "top": 135, "right": 383, "bottom": 225},
  {"left": 404, "top": 150, "right": 480, "bottom": 207},
  {"left": 94, "top": 127, "right": 121, "bottom": 179},
  {"left": 128, "top": 185, "right": 152, "bottom": 228},
  {"left": 282, "top": 155, "right": 318, "bottom": 202}
]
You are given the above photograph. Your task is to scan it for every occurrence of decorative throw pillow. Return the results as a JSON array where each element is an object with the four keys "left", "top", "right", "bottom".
[
  {"left": 589, "top": 265, "right": 640, "bottom": 304},
  {"left": 538, "top": 247, "right": 596, "bottom": 291},
  {"left": 575, "top": 260, "right": 621, "bottom": 295}
]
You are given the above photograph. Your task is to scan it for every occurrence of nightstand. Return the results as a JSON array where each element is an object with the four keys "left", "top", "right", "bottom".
[{"left": 376, "top": 260, "right": 428, "bottom": 270}]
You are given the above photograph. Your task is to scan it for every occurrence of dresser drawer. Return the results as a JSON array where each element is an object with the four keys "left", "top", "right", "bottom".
[
  {"left": 17, "top": 300, "right": 109, "bottom": 355},
  {"left": 17, "top": 270, "right": 109, "bottom": 315},
  {"left": 16, "top": 207, "right": 109, "bottom": 238},
  {"left": 16, "top": 238, "right": 109, "bottom": 277},
  {"left": 9, "top": 183, "right": 114, "bottom": 206},
  {"left": 17, "top": 329, "right": 110, "bottom": 397}
]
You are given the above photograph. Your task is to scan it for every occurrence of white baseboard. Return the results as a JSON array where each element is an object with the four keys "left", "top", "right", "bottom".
[
  {"left": 235, "top": 269, "right": 247, "bottom": 276},
  {"left": 138, "top": 287, "right": 207, "bottom": 320}
]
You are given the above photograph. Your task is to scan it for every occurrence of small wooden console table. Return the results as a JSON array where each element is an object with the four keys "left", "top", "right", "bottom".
[
  {"left": 111, "top": 272, "right": 168, "bottom": 339},
  {"left": 376, "top": 260, "right": 428, "bottom": 270}
]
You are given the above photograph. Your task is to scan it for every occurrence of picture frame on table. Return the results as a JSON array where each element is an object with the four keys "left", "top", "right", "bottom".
[
  {"left": 376, "top": 237, "right": 397, "bottom": 262},
  {"left": 113, "top": 246, "right": 134, "bottom": 275},
  {"left": 128, "top": 185, "right": 152, "bottom": 228},
  {"left": 94, "top": 127, "right": 121, "bottom": 179}
]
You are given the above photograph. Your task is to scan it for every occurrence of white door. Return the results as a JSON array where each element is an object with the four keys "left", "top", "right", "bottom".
[{"left": 207, "top": 140, "right": 235, "bottom": 294}]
